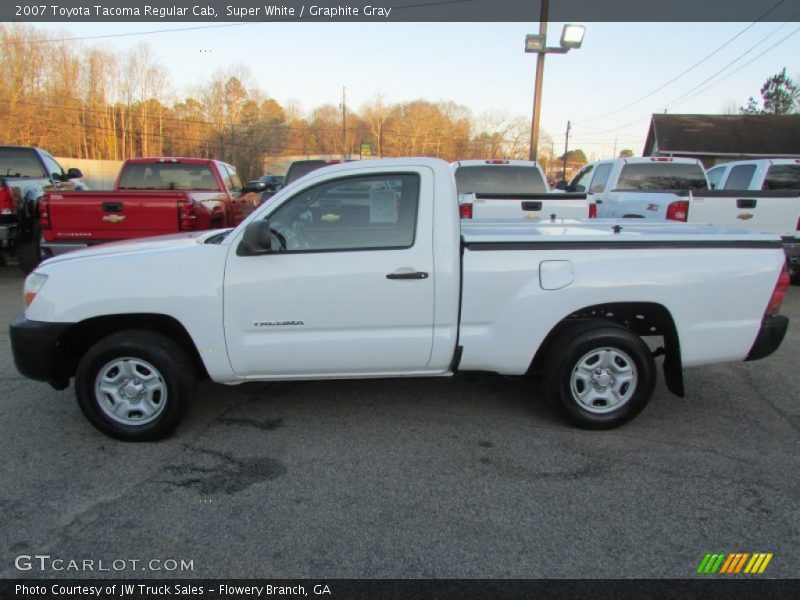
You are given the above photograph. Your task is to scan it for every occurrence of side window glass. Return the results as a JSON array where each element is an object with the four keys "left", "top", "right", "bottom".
[
  {"left": 571, "top": 167, "right": 593, "bottom": 192},
  {"left": 41, "top": 153, "right": 64, "bottom": 180},
  {"left": 589, "top": 164, "right": 613, "bottom": 193},
  {"left": 224, "top": 165, "right": 242, "bottom": 192},
  {"left": 706, "top": 166, "right": 724, "bottom": 189},
  {"left": 724, "top": 165, "right": 756, "bottom": 190},
  {"left": 267, "top": 174, "right": 420, "bottom": 252}
]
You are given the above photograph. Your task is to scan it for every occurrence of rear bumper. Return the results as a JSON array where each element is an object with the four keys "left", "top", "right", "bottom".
[
  {"left": 40, "top": 241, "right": 88, "bottom": 257},
  {"left": 9, "top": 315, "right": 72, "bottom": 389},
  {"left": 0, "top": 223, "right": 18, "bottom": 241},
  {"left": 745, "top": 315, "right": 789, "bottom": 361}
]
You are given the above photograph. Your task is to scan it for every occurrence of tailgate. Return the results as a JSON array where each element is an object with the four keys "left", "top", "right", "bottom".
[
  {"left": 471, "top": 193, "right": 590, "bottom": 220},
  {"left": 688, "top": 190, "right": 800, "bottom": 237},
  {"left": 44, "top": 191, "right": 183, "bottom": 242}
]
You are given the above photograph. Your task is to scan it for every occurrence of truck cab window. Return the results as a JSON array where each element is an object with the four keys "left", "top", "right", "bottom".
[
  {"left": 723, "top": 165, "right": 756, "bottom": 190},
  {"left": 268, "top": 174, "right": 420, "bottom": 252},
  {"left": 570, "top": 166, "right": 594, "bottom": 192},
  {"left": 588, "top": 164, "right": 613, "bottom": 193},
  {"left": 40, "top": 153, "right": 65, "bottom": 181},
  {"left": 706, "top": 166, "right": 725, "bottom": 189}
]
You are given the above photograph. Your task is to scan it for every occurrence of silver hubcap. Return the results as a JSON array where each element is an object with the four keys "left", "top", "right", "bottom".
[
  {"left": 94, "top": 357, "right": 167, "bottom": 426},
  {"left": 570, "top": 347, "right": 637, "bottom": 414}
]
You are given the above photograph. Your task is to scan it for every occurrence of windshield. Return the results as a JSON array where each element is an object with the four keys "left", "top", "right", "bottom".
[
  {"left": 763, "top": 164, "right": 800, "bottom": 190},
  {"left": 118, "top": 163, "right": 219, "bottom": 190},
  {"left": 454, "top": 166, "right": 547, "bottom": 195},
  {"left": 284, "top": 161, "right": 332, "bottom": 185},
  {"left": 0, "top": 148, "right": 47, "bottom": 179},
  {"left": 617, "top": 163, "right": 708, "bottom": 191}
]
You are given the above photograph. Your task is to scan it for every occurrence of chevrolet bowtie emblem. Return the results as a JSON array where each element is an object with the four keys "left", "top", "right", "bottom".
[
  {"left": 102, "top": 214, "right": 125, "bottom": 223},
  {"left": 737, "top": 213, "right": 754, "bottom": 220}
]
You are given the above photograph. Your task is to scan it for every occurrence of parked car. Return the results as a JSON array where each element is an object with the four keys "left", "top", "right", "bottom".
[
  {"left": 567, "top": 157, "right": 800, "bottom": 282},
  {"left": 706, "top": 158, "right": 800, "bottom": 191},
  {"left": 0, "top": 146, "right": 84, "bottom": 273},
  {"left": 283, "top": 159, "right": 351, "bottom": 187},
  {"left": 247, "top": 174, "right": 284, "bottom": 201},
  {"left": 568, "top": 157, "right": 709, "bottom": 218},
  {"left": 11, "top": 158, "right": 789, "bottom": 440},
  {"left": 452, "top": 159, "right": 595, "bottom": 220},
  {"left": 37, "top": 157, "right": 262, "bottom": 269},
  {"left": 705, "top": 159, "right": 800, "bottom": 282}
]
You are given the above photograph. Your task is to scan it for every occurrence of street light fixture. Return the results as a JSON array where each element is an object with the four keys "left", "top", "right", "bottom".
[
  {"left": 560, "top": 24, "right": 586, "bottom": 50},
  {"left": 525, "top": 15, "right": 586, "bottom": 162}
]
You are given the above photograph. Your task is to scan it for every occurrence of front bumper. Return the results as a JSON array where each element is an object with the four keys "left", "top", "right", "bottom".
[
  {"left": 745, "top": 315, "right": 789, "bottom": 361},
  {"left": 9, "top": 315, "right": 72, "bottom": 389},
  {"left": 0, "top": 223, "right": 18, "bottom": 241}
]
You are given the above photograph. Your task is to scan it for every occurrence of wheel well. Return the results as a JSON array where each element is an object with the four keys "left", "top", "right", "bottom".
[
  {"left": 529, "top": 302, "right": 684, "bottom": 397},
  {"left": 56, "top": 314, "right": 209, "bottom": 382}
]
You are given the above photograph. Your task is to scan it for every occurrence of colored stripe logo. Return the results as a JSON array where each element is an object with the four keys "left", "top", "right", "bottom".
[{"left": 696, "top": 553, "right": 773, "bottom": 574}]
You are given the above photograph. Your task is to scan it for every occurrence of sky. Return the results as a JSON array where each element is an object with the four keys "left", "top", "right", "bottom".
[{"left": 28, "top": 20, "right": 800, "bottom": 160}]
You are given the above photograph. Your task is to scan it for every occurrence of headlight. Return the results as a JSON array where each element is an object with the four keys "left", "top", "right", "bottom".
[{"left": 23, "top": 272, "right": 48, "bottom": 309}]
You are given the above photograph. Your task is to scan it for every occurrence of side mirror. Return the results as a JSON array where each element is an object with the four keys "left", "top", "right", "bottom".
[
  {"left": 238, "top": 220, "right": 273, "bottom": 256},
  {"left": 66, "top": 167, "right": 83, "bottom": 179},
  {"left": 555, "top": 180, "right": 568, "bottom": 191}
]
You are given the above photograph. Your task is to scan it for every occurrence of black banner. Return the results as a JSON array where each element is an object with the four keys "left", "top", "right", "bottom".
[
  {"left": 2, "top": 579, "right": 800, "bottom": 600},
  {"left": 4, "top": 0, "right": 800, "bottom": 23}
]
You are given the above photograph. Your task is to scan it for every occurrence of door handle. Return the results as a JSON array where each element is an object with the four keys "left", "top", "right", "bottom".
[
  {"left": 595, "top": 199, "right": 603, "bottom": 204},
  {"left": 386, "top": 271, "right": 429, "bottom": 280},
  {"left": 737, "top": 198, "right": 757, "bottom": 209},
  {"left": 521, "top": 201, "right": 543, "bottom": 211},
  {"left": 102, "top": 202, "right": 123, "bottom": 212}
]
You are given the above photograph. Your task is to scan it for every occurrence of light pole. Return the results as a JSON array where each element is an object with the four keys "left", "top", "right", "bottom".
[{"left": 525, "top": 7, "right": 586, "bottom": 162}]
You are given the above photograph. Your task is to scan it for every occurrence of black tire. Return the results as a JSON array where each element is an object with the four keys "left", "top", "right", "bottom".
[
  {"left": 16, "top": 222, "right": 42, "bottom": 275},
  {"left": 75, "top": 330, "right": 196, "bottom": 441},
  {"left": 542, "top": 321, "right": 656, "bottom": 429}
]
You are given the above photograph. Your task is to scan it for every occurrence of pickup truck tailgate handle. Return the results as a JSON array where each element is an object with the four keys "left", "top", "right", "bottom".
[
  {"left": 737, "top": 199, "right": 757, "bottom": 209},
  {"left": 103, "top": 202, "right": 124, "bottom": 212},
  {"left": 386, "top": 271, "right": 429, "bottom": 280},
  {"left": 521, "top": 201, "right": 543, "bottom": 211}
]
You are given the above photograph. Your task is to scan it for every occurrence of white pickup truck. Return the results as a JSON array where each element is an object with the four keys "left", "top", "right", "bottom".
[
  {"left": 706, "top": 159, "right": 800, "bottom": 282},
  {"left": 10, "top": 158, "right": 790, "bottom": 441},
  {"left": 453, "top": 159, "right": 594, "bottom": 220},
  {"left": 572, "top": 157, "right": 800, "bottom": 282},
  {"left": 570, "top": 157, "right": 709, "bottom": 219},
  {"left": 706, "top": 158, "right": 800, "bottom": 192}
]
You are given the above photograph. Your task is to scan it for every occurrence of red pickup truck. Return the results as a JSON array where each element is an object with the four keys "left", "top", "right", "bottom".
[{"left": 37, "top": 157, "right": 261, "bottom": 265}]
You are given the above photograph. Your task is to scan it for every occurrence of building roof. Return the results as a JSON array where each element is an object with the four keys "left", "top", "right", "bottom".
[{"left": 643, "top": 114, "right": 800, "bottom": 157}]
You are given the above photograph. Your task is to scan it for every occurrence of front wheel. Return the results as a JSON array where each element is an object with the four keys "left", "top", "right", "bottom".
[
  {"left": 542, "top": 321, "right": 656, "bottom": 429},
  {"left": 75, "top": 330, "right": 195, "bottom": 441}
]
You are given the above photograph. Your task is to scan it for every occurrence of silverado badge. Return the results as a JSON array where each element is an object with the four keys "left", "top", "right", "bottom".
[
  {"left": 737, "top": 213, "right": 754, "bottom": 221},
  {"left": 102, "top": 214, "right": 126, "bottom": 223}
]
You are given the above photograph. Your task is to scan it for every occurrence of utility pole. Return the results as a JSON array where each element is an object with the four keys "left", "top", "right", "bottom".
[
  {"left": 528, "top": 0, "right": 549, "bottom": 162},
  {"left": 378, "top": 117, "right": 384, "bottom": 158},
  {"left": 341, "top": 86, "right": 347, "bottom": 159},
  {"left": 562, "top": 120, "right": 571, "bottom": 180},
  {"left": 612, "top": 136, "right": 618, "bottom": 159}
]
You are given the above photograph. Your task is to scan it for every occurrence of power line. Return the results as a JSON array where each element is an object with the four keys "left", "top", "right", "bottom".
[
  {"left": 662, "top": 24, "right": 800, "bottom": 110},
  {"left": 575, "top": 17, "right": 800, "bottom": 137},
  {"left": 574, "top": 0, "right": 788, "bottom": 125}
]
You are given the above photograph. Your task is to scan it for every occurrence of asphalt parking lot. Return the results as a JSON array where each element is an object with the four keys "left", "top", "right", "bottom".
[{"left": 0, "top": 263, "right": 798, "bottom": 579}]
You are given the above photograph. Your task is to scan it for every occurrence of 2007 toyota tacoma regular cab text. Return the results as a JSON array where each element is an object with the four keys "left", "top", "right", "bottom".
[{"left": 9, "top": 158, "right": 791, "bottom": 440}]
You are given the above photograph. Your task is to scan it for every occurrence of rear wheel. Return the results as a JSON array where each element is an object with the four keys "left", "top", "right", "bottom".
[
  {"left": 75, "top": 330, "right": 195, "bottom": 441},
  {"left": 542, "top": 321, "right": 656, "bottom": 429},
  {"left": 17, "top": 222, "right": 42, "bottom": 275}
]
